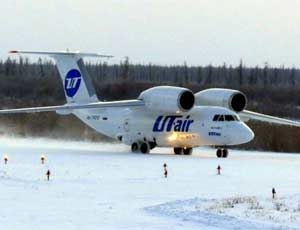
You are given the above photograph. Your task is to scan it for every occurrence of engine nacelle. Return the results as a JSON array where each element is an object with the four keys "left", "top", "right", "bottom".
[
  {"left": 195, "top": 88, "right": 247, "bottom": 112},
  {"left": 138, "top": 86, "right": 195, "bottom": 113}
]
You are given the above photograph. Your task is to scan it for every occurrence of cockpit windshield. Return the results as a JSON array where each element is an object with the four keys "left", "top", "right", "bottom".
[{"left": 213, "top": 114, "right": 240, "bottom": 122}]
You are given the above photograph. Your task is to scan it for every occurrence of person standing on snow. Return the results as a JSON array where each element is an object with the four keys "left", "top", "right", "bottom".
[
  {"left": 272, "top": 188, "right": 276, "bottom": 199},
  {"left": 3, "top": 155, "right": 8, "bottom": 165},
  {"left": 163, "top": 163, "right": 168, "bottom": 178},
  {"left": 46, "top": 169, "right": 51, "bottom": 181},
  {"left": 217, "top": 165, "right": 221, "bottom": 175},
  {"left": 40, "top": 154, "right": 45, "bottom": 164}
]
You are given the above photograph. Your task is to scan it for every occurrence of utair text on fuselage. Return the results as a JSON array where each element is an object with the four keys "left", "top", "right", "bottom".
[{"left": 153, "top": 115, "right": 193, "bottom": 132}]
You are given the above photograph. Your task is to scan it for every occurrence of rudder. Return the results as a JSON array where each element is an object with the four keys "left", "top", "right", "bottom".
[
  {"left": 54, "top": 54, "right": 98, "bottom": 103},
  {"left": 10, "top": 50, "right": 113, "bottom": 103}
]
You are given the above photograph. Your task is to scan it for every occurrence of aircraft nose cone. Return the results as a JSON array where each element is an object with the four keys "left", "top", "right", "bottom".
[
  {"left": 241, "top": 124, "right": 254, "bottom": 143},
  {"left": 229, "top": 123, "right": 254, "bottom": 145},
  {"left": 245, "top": 127, "right": 255, "bottom": 142}
]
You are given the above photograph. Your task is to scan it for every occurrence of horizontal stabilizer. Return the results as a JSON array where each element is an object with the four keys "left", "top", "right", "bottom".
[{"left": 9, "top": 50, "right": 113, "bottom": 58}]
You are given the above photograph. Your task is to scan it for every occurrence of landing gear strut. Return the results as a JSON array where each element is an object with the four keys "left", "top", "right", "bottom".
[{"left": 216, "top": 148, "right": 228, "bottom": 158}]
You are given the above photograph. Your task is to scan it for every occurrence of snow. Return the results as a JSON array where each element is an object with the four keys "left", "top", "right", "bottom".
[
  {"left": 0, "top": 137, "right": 300, "bottom": 229},
  {"left": 146, "top": 196, "right": 300, "bottom": 230}
]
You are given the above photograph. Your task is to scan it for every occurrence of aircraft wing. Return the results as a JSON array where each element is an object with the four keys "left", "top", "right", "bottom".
[
  {"left": 0, "top": 100, "right": 144, "bottom": 114},
  {"left": 240, "top": 110, "right": 300, "bottom": 128}
]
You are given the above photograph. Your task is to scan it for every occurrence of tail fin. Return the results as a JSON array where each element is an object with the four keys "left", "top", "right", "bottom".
[{"left": 10, "top": 50, "right": 113, "bottom": 103}]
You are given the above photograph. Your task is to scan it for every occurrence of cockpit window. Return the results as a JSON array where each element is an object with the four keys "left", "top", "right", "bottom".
[
  {"left": 218, "top": 115, "right": 225, "bottom": 121},
  {"left": 225, "top": 115, "right": 235, "bottom": 121},
  {"left": 213, "top": 114, "right": 239, "bottom": 122},
  {"left": 234, "top": 115, "right": 240, "bottom": 121},
  {"left": 213, "top": 115, "right": 220, "bottom": 121}
]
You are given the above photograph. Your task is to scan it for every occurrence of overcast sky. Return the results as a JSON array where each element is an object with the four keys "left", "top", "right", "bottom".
[{"left": 1, "top": 0, "right": 300, "bottom": 67}]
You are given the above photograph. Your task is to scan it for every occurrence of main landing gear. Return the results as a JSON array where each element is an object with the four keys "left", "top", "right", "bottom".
[
  {"left": 131, "top": 141, "right": 156, "bottom": 154},
  {"left": 173, "top": 147, "right": 193, "bottom": 155},
  {"left": 216, "top": 148, "right": 228, "bottom": 158}
]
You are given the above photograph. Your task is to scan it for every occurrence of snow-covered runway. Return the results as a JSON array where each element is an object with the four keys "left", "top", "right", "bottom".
[{"left": 0, "top": 137, "right": 299, "bottom": 230}]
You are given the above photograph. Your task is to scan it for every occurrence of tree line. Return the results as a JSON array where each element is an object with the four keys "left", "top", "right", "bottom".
[{"left": 1, "top": 57, "right": 300, "bottom": 88}]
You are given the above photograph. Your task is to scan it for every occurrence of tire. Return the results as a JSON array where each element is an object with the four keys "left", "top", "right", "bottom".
[
  {"left": 216, "top": 149, "right": 222, "bottom": 158},
  {"left": 183, "top": 148, "right": 193, "bottom": 155},
  {"left": 149, "top": 142, "right": 156, "bottom": 150},
  {"left": 140, "top": 142, "right": 150, "bottom": 154},
  {"left": 131, "top": 142, "right": 139, "bottom": 153},
  {"left": 174, "top": 147, "right": 183, "bottom": 155},
  {"left": 222, "top": 149, "right": 228, "bottom": 158}
]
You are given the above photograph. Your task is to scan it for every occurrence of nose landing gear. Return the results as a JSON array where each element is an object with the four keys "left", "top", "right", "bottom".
[{"left": 216, "top": 148, "right": 228, "bottom": 158}]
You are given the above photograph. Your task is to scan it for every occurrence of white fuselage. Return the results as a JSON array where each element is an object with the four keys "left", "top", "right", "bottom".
[{"left": 73, "top": 105, "right": 254, "bottom": 148}]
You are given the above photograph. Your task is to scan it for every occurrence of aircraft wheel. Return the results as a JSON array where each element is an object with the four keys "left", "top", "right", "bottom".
[
  {"left": 183, "top": 148, "right": 193, "bottom": 155},
  {"left": 131, "top": 142, "right": 139, "bottom": 153},
  {"left": 140, "top": 142, "right": 150, "bottom": 154},
  {"left": 149, "top": 142, "right": 156, "bottom": 150},
  {"left": 174, "top": 147, "right": 183, "bottom": 155},
  {"left": 216, "top": 148, "right": 222, "bottom": 158},
  {"left": 222, "top": 149, "right": 228, "bottom": 158}
]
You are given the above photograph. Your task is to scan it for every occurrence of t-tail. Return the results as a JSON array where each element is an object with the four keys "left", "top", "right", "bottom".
[{"left": 9, "top": 50, "right": 113, "bottom": 104}]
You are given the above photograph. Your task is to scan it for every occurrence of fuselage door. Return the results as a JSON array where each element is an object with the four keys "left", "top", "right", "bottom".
[{"left": 124, "top": 118, "right": 130, "bottom": 132}]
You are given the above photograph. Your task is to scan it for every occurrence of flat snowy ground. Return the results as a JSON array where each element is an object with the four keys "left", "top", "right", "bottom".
[{"left": 0, "top": 137, "right": 300, "bottom": 230}]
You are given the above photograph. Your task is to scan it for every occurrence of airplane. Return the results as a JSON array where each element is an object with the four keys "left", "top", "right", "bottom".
[{"left": 2, "top": 50, "right": 300, "bottom": 157}]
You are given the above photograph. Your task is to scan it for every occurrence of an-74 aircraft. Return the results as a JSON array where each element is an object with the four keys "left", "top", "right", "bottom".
[{"left": 2, "top": 50, "right": 300, "bottom": 157}]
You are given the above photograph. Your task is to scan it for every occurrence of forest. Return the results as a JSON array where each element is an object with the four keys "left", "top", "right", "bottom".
[{"left": 1, "top": 56, "right": 300, "bottom": 152}]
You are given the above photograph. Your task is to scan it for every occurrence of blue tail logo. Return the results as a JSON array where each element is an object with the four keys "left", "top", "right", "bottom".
[{"left": 65, "top": 69, "right": 82, "bottom": 97}]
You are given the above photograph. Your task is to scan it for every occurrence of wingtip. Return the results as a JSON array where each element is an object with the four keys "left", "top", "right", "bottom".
[{"left": 9, "top": 50, "right": 18, "bottom": 54}]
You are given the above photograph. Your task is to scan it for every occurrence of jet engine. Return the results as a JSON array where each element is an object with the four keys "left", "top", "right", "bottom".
[
  {"left": 138, "top": 86, "right": 195, "bottom": 113},
  {"left": 195, "top": 88, "right": 247, "bottom": 112}
]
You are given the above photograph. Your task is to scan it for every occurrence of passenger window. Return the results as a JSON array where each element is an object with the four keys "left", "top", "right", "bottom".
[
  {"left": 213, "top": 115, "right": 220, "bottom": 121},
  {"left": 218, "top": 115, "right": 224, "bottom": 121}
]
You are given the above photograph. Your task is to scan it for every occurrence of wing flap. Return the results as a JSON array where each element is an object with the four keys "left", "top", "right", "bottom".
[
  {"left": 0, "top": 100, "right": 144, "bottom": 114},
  {"left": 240, "top": 110, "right": 300, "bottom": 127}
]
